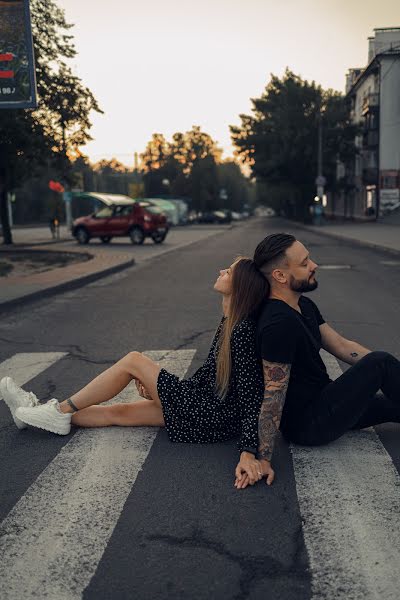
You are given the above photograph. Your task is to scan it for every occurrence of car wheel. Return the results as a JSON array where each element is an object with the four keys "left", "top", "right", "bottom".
[
  {"left": 151, "top": 231, "right": 167, "bottom": 244},
  {"left": 100, "top": 236, "right": 112, "bottom": 243},
  {"left": 129, "top": 226, "right": 145, "bottom": 245},
  {"left": 75, "top": 227, "right": 90, "bottom": 244}
]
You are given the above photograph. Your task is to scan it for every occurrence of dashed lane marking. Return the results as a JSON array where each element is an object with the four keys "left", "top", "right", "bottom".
[{"left": 0, "top": 349, "right": 196, "bottom": 600}]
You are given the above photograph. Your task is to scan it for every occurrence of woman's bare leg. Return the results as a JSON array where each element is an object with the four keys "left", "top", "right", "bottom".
[
  {"left": 59, "top": 352, "right": 162, "bottom": 414},
  {"left": 71, "top": 400, "right": 165, "bottom": 428}
]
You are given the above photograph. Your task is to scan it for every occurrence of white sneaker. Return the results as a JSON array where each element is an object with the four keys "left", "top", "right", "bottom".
[
  {"left": 0, "top": 377, "right": 40, "bottom": 430},
  {"left": 16, "top": 399, "right": 72, "bottom": 435}
]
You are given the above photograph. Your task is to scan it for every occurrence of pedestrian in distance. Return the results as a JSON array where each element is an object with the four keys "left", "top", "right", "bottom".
[
  {"left": 235, "top": 232, "right": 400, "bottom": 489},
  {"left": 1, "top": 257, "right": 267, "bottom": 488},
  {"left": 49, "top": 216, "right": 60, "bottom": 240}
]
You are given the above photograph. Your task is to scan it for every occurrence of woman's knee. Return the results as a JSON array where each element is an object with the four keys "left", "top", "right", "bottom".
[
  {"left": 121, "top": 351, "right": 143, "bottom": 372},
  {"left": 126, "top": 351, "right": 142, "bottom": 363}
]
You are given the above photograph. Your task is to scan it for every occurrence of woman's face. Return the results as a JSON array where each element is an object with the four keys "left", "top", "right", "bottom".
[{"left": 214, "top": 262, "right": 235, "bottom": 295}]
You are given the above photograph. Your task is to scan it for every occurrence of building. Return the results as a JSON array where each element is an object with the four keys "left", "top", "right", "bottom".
[{"left": 331, "top": 28, "right": 400, "bottom": 219}]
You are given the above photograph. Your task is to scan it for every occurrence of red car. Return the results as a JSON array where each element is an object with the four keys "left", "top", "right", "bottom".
[{"left": 72, "top": 195, "right": 169, "bottom": 245}]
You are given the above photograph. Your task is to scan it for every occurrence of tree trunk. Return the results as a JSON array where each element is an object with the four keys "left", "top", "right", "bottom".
[{"left": 0, "top": 167, "right": 13, "bottom": 245}]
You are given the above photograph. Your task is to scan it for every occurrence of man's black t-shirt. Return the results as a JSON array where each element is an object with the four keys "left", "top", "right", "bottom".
[{"left": 256, "top": 296, "right": 331, "bottom": 434}]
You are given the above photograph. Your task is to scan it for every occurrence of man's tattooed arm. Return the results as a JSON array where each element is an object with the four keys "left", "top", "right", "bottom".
[{"left": 258, "top": 361, "right": 291, "bottom": 462}]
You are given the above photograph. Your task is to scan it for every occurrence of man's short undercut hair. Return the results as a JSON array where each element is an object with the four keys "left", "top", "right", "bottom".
[{"left": 253, "top": 232, "right": 296, "bottom": 279}]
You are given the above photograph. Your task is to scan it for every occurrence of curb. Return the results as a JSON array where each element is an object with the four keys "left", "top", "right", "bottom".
[
  {"left": 0, "top": 222, "right": 237, "bottom": 315},
  {"left": 288, "top": 222, "right": 400, "bottom": 257},
  {"left": 0, "top": 256, "right": 135, "bottom": 315}
]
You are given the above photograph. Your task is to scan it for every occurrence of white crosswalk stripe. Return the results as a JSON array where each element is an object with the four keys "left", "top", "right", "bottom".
[
  {"left": 292, "top": 350, "right": 400, "bottom": 600},
  {"left": 0, "top": 350, "right": 196, "bottom": 600},
  {"left": 1, "top": 350, "right": 400, "bottom": 600},
  {"left": 0, "top": 353, "right": 68, "bottom": 401}
]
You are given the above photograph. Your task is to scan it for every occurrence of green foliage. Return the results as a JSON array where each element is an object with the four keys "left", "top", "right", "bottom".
[
  {"left": 231, "top": 69, "right": 359, "bottom": 220},
  {"left": 140, "top": 126, "right": 223, "bottom": 209},
  {"left": 0, "top": 0, "right": 102, "bottom": 242}
]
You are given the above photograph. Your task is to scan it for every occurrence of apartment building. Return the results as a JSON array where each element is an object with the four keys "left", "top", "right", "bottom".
[{"left": 330, "top": 28, "right": 400, "bottom": 219}]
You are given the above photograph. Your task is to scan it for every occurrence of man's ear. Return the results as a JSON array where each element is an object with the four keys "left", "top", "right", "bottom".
[{"left": 271, "top": 269, "right": 287, "bottom": 284}]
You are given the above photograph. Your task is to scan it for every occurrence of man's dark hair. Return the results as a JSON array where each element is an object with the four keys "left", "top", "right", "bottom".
[{"left": 253, "top": 233, "right": 296, "bottom": 277}]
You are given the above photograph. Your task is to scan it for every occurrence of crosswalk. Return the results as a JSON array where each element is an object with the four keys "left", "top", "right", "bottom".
[
  {"left": 292, "top": 351, "right": 400, "bottom": 600},
  {"left": 0, "top": 351, "right": 400, "bottom": 600},
  {"left": 0, "top": 351, "right": 195, "bottom": 600}
]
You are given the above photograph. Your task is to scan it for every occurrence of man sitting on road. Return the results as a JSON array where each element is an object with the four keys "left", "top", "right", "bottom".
[{"left": 235, "top": 232, "right": 400, "bottom": 488}]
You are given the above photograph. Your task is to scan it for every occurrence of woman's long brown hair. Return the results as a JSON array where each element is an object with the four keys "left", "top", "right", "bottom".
[{"left": 215, "top": 257, "right": 268, "bottom": 399}]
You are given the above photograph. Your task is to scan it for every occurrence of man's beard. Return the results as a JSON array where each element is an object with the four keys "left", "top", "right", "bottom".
[{"left": 289, "top": 273, "right": 318, "bottom": 293}]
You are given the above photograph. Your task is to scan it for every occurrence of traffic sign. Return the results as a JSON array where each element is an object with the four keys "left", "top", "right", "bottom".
[{"left": 0, "top": 0, "right": 37, "bottom": 109}]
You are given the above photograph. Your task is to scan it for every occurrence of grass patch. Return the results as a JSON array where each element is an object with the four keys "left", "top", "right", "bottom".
[
  {"left": 0, "top": 260, "right": 13, "bottom": 277},
  {"left": 0, "top": 251, "right": 91, "bottom": 277}
]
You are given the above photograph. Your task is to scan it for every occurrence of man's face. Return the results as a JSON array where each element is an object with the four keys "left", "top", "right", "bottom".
[{"left": 284, "top": 241, "right": 319, "bottom": 293}]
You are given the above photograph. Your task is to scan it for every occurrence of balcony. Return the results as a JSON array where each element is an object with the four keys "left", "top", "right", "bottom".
[{"left": 362, "top": 93, "right": 379, "bottom": 115}]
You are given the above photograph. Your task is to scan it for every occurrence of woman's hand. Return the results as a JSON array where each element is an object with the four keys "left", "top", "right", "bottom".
[
  {"left": 234, "top": 456, "right": 275, "bottom": 489},
  {"left": 134, "top": 378, "right": 153, "bottom": 400},
  {"left": 259, "top": 459, "right": 275, "bottom": 486},
  {"left": 234, "top": 452, "right": 263, "bottom": 489}
]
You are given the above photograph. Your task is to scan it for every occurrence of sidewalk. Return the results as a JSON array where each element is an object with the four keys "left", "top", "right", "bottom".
[
  {"left": 292, "top": 219, "right": 400, "bottom": 255},
  {"left": 0, "top": 223, "right": 234, "bottom": 313},
  {"left": 0, "top": 226, "right": 134, "bottom": 312}
]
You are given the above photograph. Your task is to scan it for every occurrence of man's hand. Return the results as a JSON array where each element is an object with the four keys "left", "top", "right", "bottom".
[
  {"left": 234, "top": 456, "right": 275, "bottom": 489},
  {"left": 134, "top": 378, "right": 153, "bottom": 400},
  {"left": 234, "top": 452, "right": 263, "bottom": 489},
  {"left": 259, "top": 459, "right": 275, "bottom": 486}
]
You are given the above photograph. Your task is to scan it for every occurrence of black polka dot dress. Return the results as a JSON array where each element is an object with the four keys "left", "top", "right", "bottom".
[{"left": 157, "top": 317, "right": 264, "bottom": 452}]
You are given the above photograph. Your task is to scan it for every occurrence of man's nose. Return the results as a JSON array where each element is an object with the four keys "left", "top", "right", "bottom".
[{"left": 311, "top": 260, "right": 318, "bottom": 270}]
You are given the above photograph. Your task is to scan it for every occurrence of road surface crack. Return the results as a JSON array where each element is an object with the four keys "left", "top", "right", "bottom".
[
  {"left": 148, "top": 527, "right": 308, "bottom": 599},
  {"left": 175, "top": 329, "right": 215, "bottom": 351}
]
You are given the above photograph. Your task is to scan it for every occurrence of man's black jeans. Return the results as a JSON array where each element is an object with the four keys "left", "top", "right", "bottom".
[{"left": 291, "top": 351, "right": 400, "bottom": 446}]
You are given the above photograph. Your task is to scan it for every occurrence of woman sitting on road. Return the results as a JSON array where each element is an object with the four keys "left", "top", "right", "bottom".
[{"left": 1, "top": 257, "right": 268, "bottom": 487}]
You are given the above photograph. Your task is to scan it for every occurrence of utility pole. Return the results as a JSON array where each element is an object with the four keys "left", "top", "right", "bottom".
[
  {"left": 0, "top": 163, "right": 12, "bottom": 244},
  {"left": 313, "top": 109, "right": 326, "bottom": 226}
]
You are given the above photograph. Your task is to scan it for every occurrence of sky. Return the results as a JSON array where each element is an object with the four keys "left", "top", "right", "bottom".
[{"left": 58, "top": 0, "right": 400, "bottom": 167}]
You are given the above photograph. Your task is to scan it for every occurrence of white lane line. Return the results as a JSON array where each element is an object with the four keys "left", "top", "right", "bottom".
[
  {"left": 292, "top": 349, "right": 400, "bottom": 600},
  {"left": 0, "top": 353, "right": 68, "bottom": 402},
  {"left": 0, "top": 349, "right": 195, "bottom": 600}
]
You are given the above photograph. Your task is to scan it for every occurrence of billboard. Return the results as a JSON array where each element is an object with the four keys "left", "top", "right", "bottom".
[{"left": 0, "top": 0, "right": 37, "bottom": 109}]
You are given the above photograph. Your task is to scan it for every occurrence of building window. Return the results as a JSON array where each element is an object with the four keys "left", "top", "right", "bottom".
[{"left": 380, "top": 171, "right": 399, "bottom": 189}]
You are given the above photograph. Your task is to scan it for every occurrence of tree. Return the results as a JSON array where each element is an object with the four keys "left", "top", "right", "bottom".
[
  {"left": 217, "top": 161, "right": 253, "bottom": 212},
  {"left": 0, "top": 109, "right": 56, "bottom": 243},
  {"left": 93, "top": 158, "right": 130, "bottom": 174},
  {"left": 0, "top": 0, "right": 102, "bottom": 243},
  {"left": 139, "top": 127, "right": 222, "bottom": 205},
  {"left": 231, "top": 69, "right": 359, "bottom": 221}
]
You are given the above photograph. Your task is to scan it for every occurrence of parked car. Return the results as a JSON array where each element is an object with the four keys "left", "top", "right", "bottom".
[
  {"left": 198, "top": 210, "right": 232, "bottom": 224},
  {"left": 146, "top": 199, "right": 180, "bottom": 226},
  {"left": 71, "top": 195, "right": 169, "bottom": 245},
  {"left": 167, "top": 199, "right": 189, "bottom": 224}
]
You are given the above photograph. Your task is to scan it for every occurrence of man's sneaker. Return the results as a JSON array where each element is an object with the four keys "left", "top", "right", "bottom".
[
  {"left": 16, "top": 399, "right": 72, "bottom": 435},
  {"left": 0, "top": 377, "right": 40, "bottom": 430}
]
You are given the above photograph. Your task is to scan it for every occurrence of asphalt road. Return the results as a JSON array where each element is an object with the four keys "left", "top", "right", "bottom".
[{"left": 0, "top": 217, "right": 399, "bottom": 600}]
